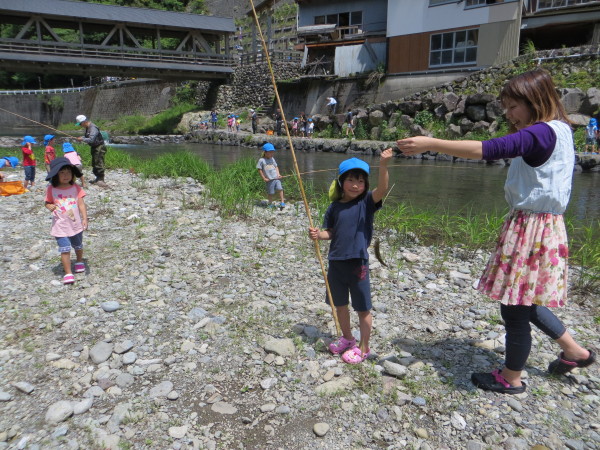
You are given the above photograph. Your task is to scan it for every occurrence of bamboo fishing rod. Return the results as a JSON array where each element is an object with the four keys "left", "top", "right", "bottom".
[
  {"left": 249, "top": 0, "right": 341, "bottom": 336},
  {"left": 0, "top": 106, "right": 78, "bottom": 139}
]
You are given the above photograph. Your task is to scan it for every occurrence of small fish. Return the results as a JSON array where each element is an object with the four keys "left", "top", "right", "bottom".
[{"left": 374, "top": 238, "right": 387, "bottom": 267}]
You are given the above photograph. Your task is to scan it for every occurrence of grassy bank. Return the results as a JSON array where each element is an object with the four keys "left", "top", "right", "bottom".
[{"left": 5, "top": 145, "right": 599, "bottom": 301}]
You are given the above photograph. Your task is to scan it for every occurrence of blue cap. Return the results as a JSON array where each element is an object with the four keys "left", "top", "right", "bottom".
[
  {"left": 0, "top": 156, "right": 20, "bottom": 168},
  {"left": 293, "top": 117, "right": 298, "bottom": 120},
  {"left": 590, "top": 118, "right": 597, "bottom": 125},
  {"left": 308, "top": 118, "right": 313, "bottom": 122},
  {"left": 21, "top": 135, "right": 37, "bottom": 145},
  {"left": 262, "top": 143, "right": 275, "bottom": 152},
  {"left": 44, "top": 134, "right": 55, "bottom": 145},
  {"left": 338, "top": 158, "right": 369, "bottom": 177},
  {"left": 62, "top": 142, "right": 75, "bottom": 153}
]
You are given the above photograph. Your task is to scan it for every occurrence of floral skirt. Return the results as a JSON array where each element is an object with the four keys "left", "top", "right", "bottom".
[{"left": 477, "top": 210, "right": 569, "bottom": 307}]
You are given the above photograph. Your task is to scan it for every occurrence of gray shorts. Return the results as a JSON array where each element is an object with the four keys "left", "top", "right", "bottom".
[{"left": 266, "top": 179, "right": 283, "bottom": 195}]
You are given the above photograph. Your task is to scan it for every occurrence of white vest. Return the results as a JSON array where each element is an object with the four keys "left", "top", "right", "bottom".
[{"left": 504, "top": 120, "right": 574, "bottom": 215}]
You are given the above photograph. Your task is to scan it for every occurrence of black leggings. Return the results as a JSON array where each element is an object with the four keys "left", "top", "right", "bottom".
[{"left": 500, "top": 304, "right": 567, "bottom": 371}]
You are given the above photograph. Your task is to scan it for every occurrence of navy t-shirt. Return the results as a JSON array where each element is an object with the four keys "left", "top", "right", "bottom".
[{"left": 323, "top": 191, "right": 382, "bottom": 261}]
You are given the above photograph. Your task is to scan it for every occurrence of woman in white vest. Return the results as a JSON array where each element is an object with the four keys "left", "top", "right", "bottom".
[{"left": 397, "top": 69, "right": 595, "bottom": 394}]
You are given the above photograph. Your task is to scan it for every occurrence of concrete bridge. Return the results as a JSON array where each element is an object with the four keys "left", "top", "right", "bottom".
[{"left": 0, "top": 0, "right": 236, "bottom": 81}]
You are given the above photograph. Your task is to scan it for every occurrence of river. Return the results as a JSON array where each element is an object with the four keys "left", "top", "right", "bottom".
[{"left": 115, "top": 141, "right": 600, "bottom": 222}]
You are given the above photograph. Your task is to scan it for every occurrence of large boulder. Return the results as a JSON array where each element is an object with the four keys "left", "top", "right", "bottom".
[
  {"left": 466, "top": 105, "right": 487, "bottom": 122},
  {"left": 486, "top": 100, "right": 504, "bottom": 121},
  {"left": 465, "top": 93, "right": 495, "bottom": 106},
  {"left": 397, "top": 100, "right": 422, "bottom": 116},
  {"left": 443, "top": 92, "right": 460, "bottom": 112},
  {"left": 559, "top": 88, "right": 585, "bottom": 114},
  {"left": 581, "top": 88, "right": 600, "bottom": 116},
  {"left": 459, "top": 117, "right": 474, "bottom": 134},
  {"left": 368, "top": 110, "right": 386, "bottom": 127}
]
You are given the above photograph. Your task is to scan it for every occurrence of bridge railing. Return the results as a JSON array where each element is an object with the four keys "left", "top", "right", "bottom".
[
  {"left": 0, "top": 86, "right": 94, "bottom": 95},
  {"left": 0, "top": 39, "right": 235, "bottom": 67},
  {"left": 235, "top": 50, "right": 303, "bottom": 66}
]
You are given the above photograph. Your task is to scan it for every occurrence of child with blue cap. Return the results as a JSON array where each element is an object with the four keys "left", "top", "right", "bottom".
[
  {"left": 0, "top": 156, "right": 20, "bottom": 181},
  {"left": 44, "top": 134, "right": 56, "bottom": 173},
  {"left": 309, "top": 148, "right": 393, "bottom": 364},
  {"left": 585, "top": 117, "right": 598, "bottom": 153},
  {"left": 21, "top": 135, "right": 37, "bottom": 190},
  {"left": 63, "top": 142, "right": 86, "bottom": 187},
  {"left": 256, "top": 143, "right": 285, "bottom": 208}
]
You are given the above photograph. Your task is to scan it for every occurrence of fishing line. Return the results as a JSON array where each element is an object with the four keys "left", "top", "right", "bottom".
[
  {"left": 0, "top": 106, "right": 78, "bottom": 139},
  {"left": 249, "top": 0, "right": 341, "bottom": 335},
  {"left": 279, "top": 163, "right": 482, "bottom": 179}
]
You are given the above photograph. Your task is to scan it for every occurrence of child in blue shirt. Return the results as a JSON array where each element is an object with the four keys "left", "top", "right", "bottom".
[
  {"left": 309, "top": 148, "right": 392, "bottom": 364},
  {"left": 585, "top": 118, "right": 598, "bottom": 153}
]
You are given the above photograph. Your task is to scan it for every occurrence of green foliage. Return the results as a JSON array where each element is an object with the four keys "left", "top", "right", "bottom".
[
  {"left": 172, "top": 82, "right": 198, "bottom": 106},
  {"left": 47, "top": 95, "right": 65, "bottom": 111},
  {"left": 573, "top": 127, "right": 585, "bottom": 152},
  {"left": 414, "top": 110, "right": 434, "bottom": 128},
  {"left": 354, "top": 121, "right": 369, "bottom": 140},
  {"left": 138, "top": 103, "right": 197, "bottom": 134},
  {"left": 113, "top": 113, "right": 147, "bottom": 135},
  {"left": 314, "top": 124, "right": 337, "bottom": 139},
  {"left": 521, "top": 39, "right": 536, "bottom": 56}
]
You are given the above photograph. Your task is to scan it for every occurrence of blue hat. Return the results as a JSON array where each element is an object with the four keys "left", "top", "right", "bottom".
[
  {"left": 44, "top": 134, "right": 55, "bottom": 145},
  {"left": 293, "top": 117, "right": 298, "bottom": 120},
  {"left": 308, "top": 118, "right": 313, "bottom": 122},
  {"left": 62, "top": 142, "right": 75, "bottom": 153},
  {"left": 338, "top": 158, "right": 369, "bottom": 177},
  {"left": 262, "top": 143, "right": 275, "bottom": 152},
  {"left": 0, "top": 156, "right": 19, "bottom": 168},
  {"left": 590, "top": 118, "right": 597, "bottom": 125},
  {"left": 21, "top": 135, "right": 37, "bottom": 145}
]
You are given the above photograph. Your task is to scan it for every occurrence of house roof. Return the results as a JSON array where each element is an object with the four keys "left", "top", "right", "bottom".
[{"left": 0, "top": 0, "right": 235, "bottom": 32}]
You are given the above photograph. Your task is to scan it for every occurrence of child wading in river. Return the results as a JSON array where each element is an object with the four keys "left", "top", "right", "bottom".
[
  {"left": 309, "top": 149, "right": 392, "bottom": 364},
  {"left": 397, "top": 68, "right": 595, "bottom": 393},
  {"left": 45, "top": 157, "right": 88, "bottom": 285}
]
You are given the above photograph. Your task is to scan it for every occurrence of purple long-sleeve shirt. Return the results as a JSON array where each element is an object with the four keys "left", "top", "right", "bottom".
[{"left": 482, "top": 122, "right": 557, "bottom": 167}]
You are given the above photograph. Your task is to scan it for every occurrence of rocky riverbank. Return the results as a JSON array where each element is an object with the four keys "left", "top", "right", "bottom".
[{"left": 0, "top": 170, "right": 598, "bottom": 450}]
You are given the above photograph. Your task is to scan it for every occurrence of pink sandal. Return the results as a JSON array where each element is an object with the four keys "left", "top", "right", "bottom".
[
  {"left": 74, "top": 262, "right": 85, "bottom": 273},
  {"left": 329, "top": 336, "right": 356, "bottom": 355},
  {"left": 63, "top": 274, "right": 75, "bottom": 285},
  {"left": 342, "top": 346, "right": 371, "bottom": 364}
]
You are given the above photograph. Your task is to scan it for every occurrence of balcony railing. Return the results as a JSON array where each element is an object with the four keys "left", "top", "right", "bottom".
[{"left": 536, "top": 0, "right": 600, "bottom": 11}]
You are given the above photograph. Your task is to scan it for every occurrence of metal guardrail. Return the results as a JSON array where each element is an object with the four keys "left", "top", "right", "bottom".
[
  {"left": 0, "top": 86, "right": 94, "bottom": 95},
  {"left": 0, "top": 39, "right": 234, "bottom": 67}
]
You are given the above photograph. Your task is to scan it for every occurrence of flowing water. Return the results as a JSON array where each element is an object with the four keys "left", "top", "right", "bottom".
[{"left": 116, "top": 142, "right": 600, "bottom": 221}]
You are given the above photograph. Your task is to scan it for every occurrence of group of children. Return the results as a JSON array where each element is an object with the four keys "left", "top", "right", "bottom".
[
  {"left": 18, "top": 135, "right": 85, "bottom": 190},
  {"left": 290, "top": 114, "right": 315, "bottom": 138},
  {"left": 226, "top": 114, "right": 241, "bottom": 133}
]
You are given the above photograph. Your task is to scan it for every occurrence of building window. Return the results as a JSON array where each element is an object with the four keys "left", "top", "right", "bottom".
[
  {"left": 466, "top": 0, "right": 518, "bottom": 6},
  {"left": 429, "top": 29, "right": 478, "bottom": 67},
  {"left": 429, "top": 0, "right": 456, "bottom": 5},
  {"left": 313, "top": 11, "right": 363, "bottom": 37}
]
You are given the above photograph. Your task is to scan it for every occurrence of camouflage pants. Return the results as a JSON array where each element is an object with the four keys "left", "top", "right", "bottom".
[{"left": 91, "top": 144, "right": 107, "bottom": 180}]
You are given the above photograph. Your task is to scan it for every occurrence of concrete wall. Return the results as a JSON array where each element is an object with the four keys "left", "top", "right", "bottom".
[
  {"left": 0, "top": 80, "right": 177, "bottom": 129},
  {"left": 388, "top": 0, "right": 520, "bottom": 37}
]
